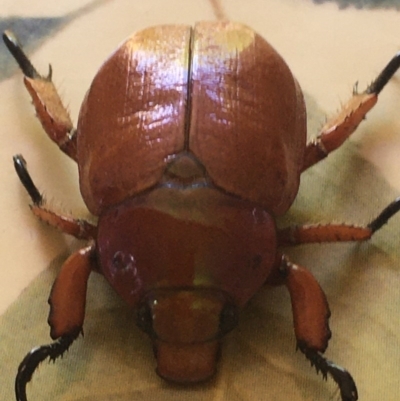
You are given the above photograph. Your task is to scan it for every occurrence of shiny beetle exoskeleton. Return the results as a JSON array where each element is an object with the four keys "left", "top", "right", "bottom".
[{"left": 4, "top": 21, "right": 400, "bottom": 401}]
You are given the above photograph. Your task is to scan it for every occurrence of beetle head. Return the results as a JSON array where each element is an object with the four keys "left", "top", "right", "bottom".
[{"left": 136, "top": 288, "right": 238, "bottom": 382}]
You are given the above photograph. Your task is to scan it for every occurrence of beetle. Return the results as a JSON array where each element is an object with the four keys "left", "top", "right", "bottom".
[{"left": 3, "top": 21, "right": 400, "bottom": 401}]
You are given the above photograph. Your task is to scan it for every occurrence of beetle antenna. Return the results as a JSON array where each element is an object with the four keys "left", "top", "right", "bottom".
[
  {"left": 15, "top": 330, "right": 80, "bottom": 401},
  {"left": 298, "top": 343, "right": 358, "bottom": 401},
  {"left": 13, "top": 155, "right": 43, "bottom": 206},
  {"left": 2, "top": 30, "right": 41, "bottom": 79},
  {"left": 366, "top": 52, "right": 400, "bottom": 95}
]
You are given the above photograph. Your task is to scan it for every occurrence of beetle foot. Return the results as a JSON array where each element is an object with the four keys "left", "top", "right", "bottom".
[
  {"left": 366, "top": 51, "right": 400, "bottom": 95},
  {"left": 298, "top": 342, "right": 358, "bottom": 401},
  {"left": 15, "top": 329, "right": 80, "bottom": 401},
  {"left": 368, "top": 196, "right": 400, "bottom": 233},
  {"left": 2, "top": 30, "right": 51, "bottom": 80},
  {"left": 13, "top": 155, "right": 43, "bottom": 206}
]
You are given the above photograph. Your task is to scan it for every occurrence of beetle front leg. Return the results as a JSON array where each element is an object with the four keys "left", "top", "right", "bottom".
[
  {"left": 3, "top": 31, "right": 77, "bottom": 161},
  {"left": 16, "top": 331, "right": 80, "bottom": 401},
  {"left": 278, "top": 255, "right": 358, "bottom": 401},
  {"left": 13, "top": 155, "right": 97, "bottom": 239},
  {"left": 16, "top": 244, "right": 96, "bottom": 401},
  {"left": 302, "top": 52, "right": 400, "bottom": 171}
]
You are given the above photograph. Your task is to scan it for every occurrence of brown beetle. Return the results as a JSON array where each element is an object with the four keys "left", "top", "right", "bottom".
[{"left": 3, "top": 21, "right": 400, "bottom": 401}]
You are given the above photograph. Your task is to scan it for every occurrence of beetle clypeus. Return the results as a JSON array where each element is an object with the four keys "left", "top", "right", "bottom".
[{"left": 4, "top": 21, "right": 400, "bottom": 401}]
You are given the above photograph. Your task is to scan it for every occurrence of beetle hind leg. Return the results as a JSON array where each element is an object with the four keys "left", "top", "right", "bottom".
[
  {"left": 3, "top": 31, "right": 77, "bottom": 161},
  {"left": 277, "top": 255, "right": 358, "bottom": 401},
  {"left": 15, "top": 330, "right": 80, "bottom": 401},
  {"left": 366, "top": 51, "right": 400, "bottom": 95},
  {"left": 302, "top": 52, "right": 400, "bottom": 171}
]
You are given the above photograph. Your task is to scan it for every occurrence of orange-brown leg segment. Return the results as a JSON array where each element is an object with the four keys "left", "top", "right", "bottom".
[
  {"left": 48, "top": 244, "right": 96, "bottom": 339},
  {"left": 15, "top": 244, "right": 96, "bottom": 401},
  {"left": 279, "top": 256, "right": 358, "bottom": 401},
  {"left": 3, "top": 31, "right": 77, "bottom": 161},
  {"left": 13, "top": 155, "right": 97, "bottom": 240},
  {"left": 278, "top": 197, "right": 400, "bottom": 246},
  {"left": 302, "top": 52, "right": 400, "bottom": 171}
]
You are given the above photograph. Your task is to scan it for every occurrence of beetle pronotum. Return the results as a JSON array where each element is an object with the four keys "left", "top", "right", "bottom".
[{"left": 3, "top": 21, "right": 400, "bottom": 401}]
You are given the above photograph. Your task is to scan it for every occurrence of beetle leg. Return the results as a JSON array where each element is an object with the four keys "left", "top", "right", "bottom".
[
  {"left": 302, "top": 52, "right": 400, "bottom": 171},
  {"left": 16, "top": 330, "right": 80, "bottom": 401},
  {"left": 13, "top": 154, "right": 97, "bottom": 239},
  {"left": 3, "top": 31, "right": 77, "bottom": 161},
  {"left": 278, "top": 197, "right": 400, "bottom": 245},
  {"left": 280, "top": 255, "right": 358, "bottom": 401},
  {"left": 48, "top": 244, "right": 96, "bottom": 339},
  {"left": 16, "top": 244, "right": 96, "bottom": 401}
]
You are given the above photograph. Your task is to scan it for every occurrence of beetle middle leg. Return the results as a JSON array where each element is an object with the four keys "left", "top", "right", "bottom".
[
  {"left": 278, "top": 197, "right": 400, "bottom": 246},
  {"left": 302, "top": 52, "right": 400, "bottom": 171},
  {"left": 13, "top": 155, "right": 97, "bottom": 239},
  {"left": 3, "top": 31, "right": 77, "bottom": 161}
]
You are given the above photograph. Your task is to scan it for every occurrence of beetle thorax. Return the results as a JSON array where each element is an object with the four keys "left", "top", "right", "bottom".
[{"left": 97, "top": 182, "right": 277, "bottom": 309}]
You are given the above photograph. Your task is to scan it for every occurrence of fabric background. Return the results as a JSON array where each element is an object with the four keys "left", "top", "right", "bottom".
[{"left": 0, "top": 1, "right": 399, "bottom": 400}]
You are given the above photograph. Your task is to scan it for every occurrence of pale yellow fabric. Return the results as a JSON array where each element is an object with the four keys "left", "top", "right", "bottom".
[{"left": 1, "top": 1, "right": 399, "bottom": 401}]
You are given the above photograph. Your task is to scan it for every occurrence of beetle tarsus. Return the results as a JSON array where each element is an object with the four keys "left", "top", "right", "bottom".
[
  {"left": 366, "top": 51, "right": 400, "bottom": 95},
  {"left": 13, "top": 155, "right": 43, "bottom": 205},
  {"left": 368, "top": 197, "right": 400, "bottom": 233},
  {"left": 298, "top": 342, "right": 358, "bottom": 401},
  {"left": 15, "top": 330, "right": 80, "bottom": 401},
  {"left": 2, "top": 30, "right": 42, "bottom": 79}
]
